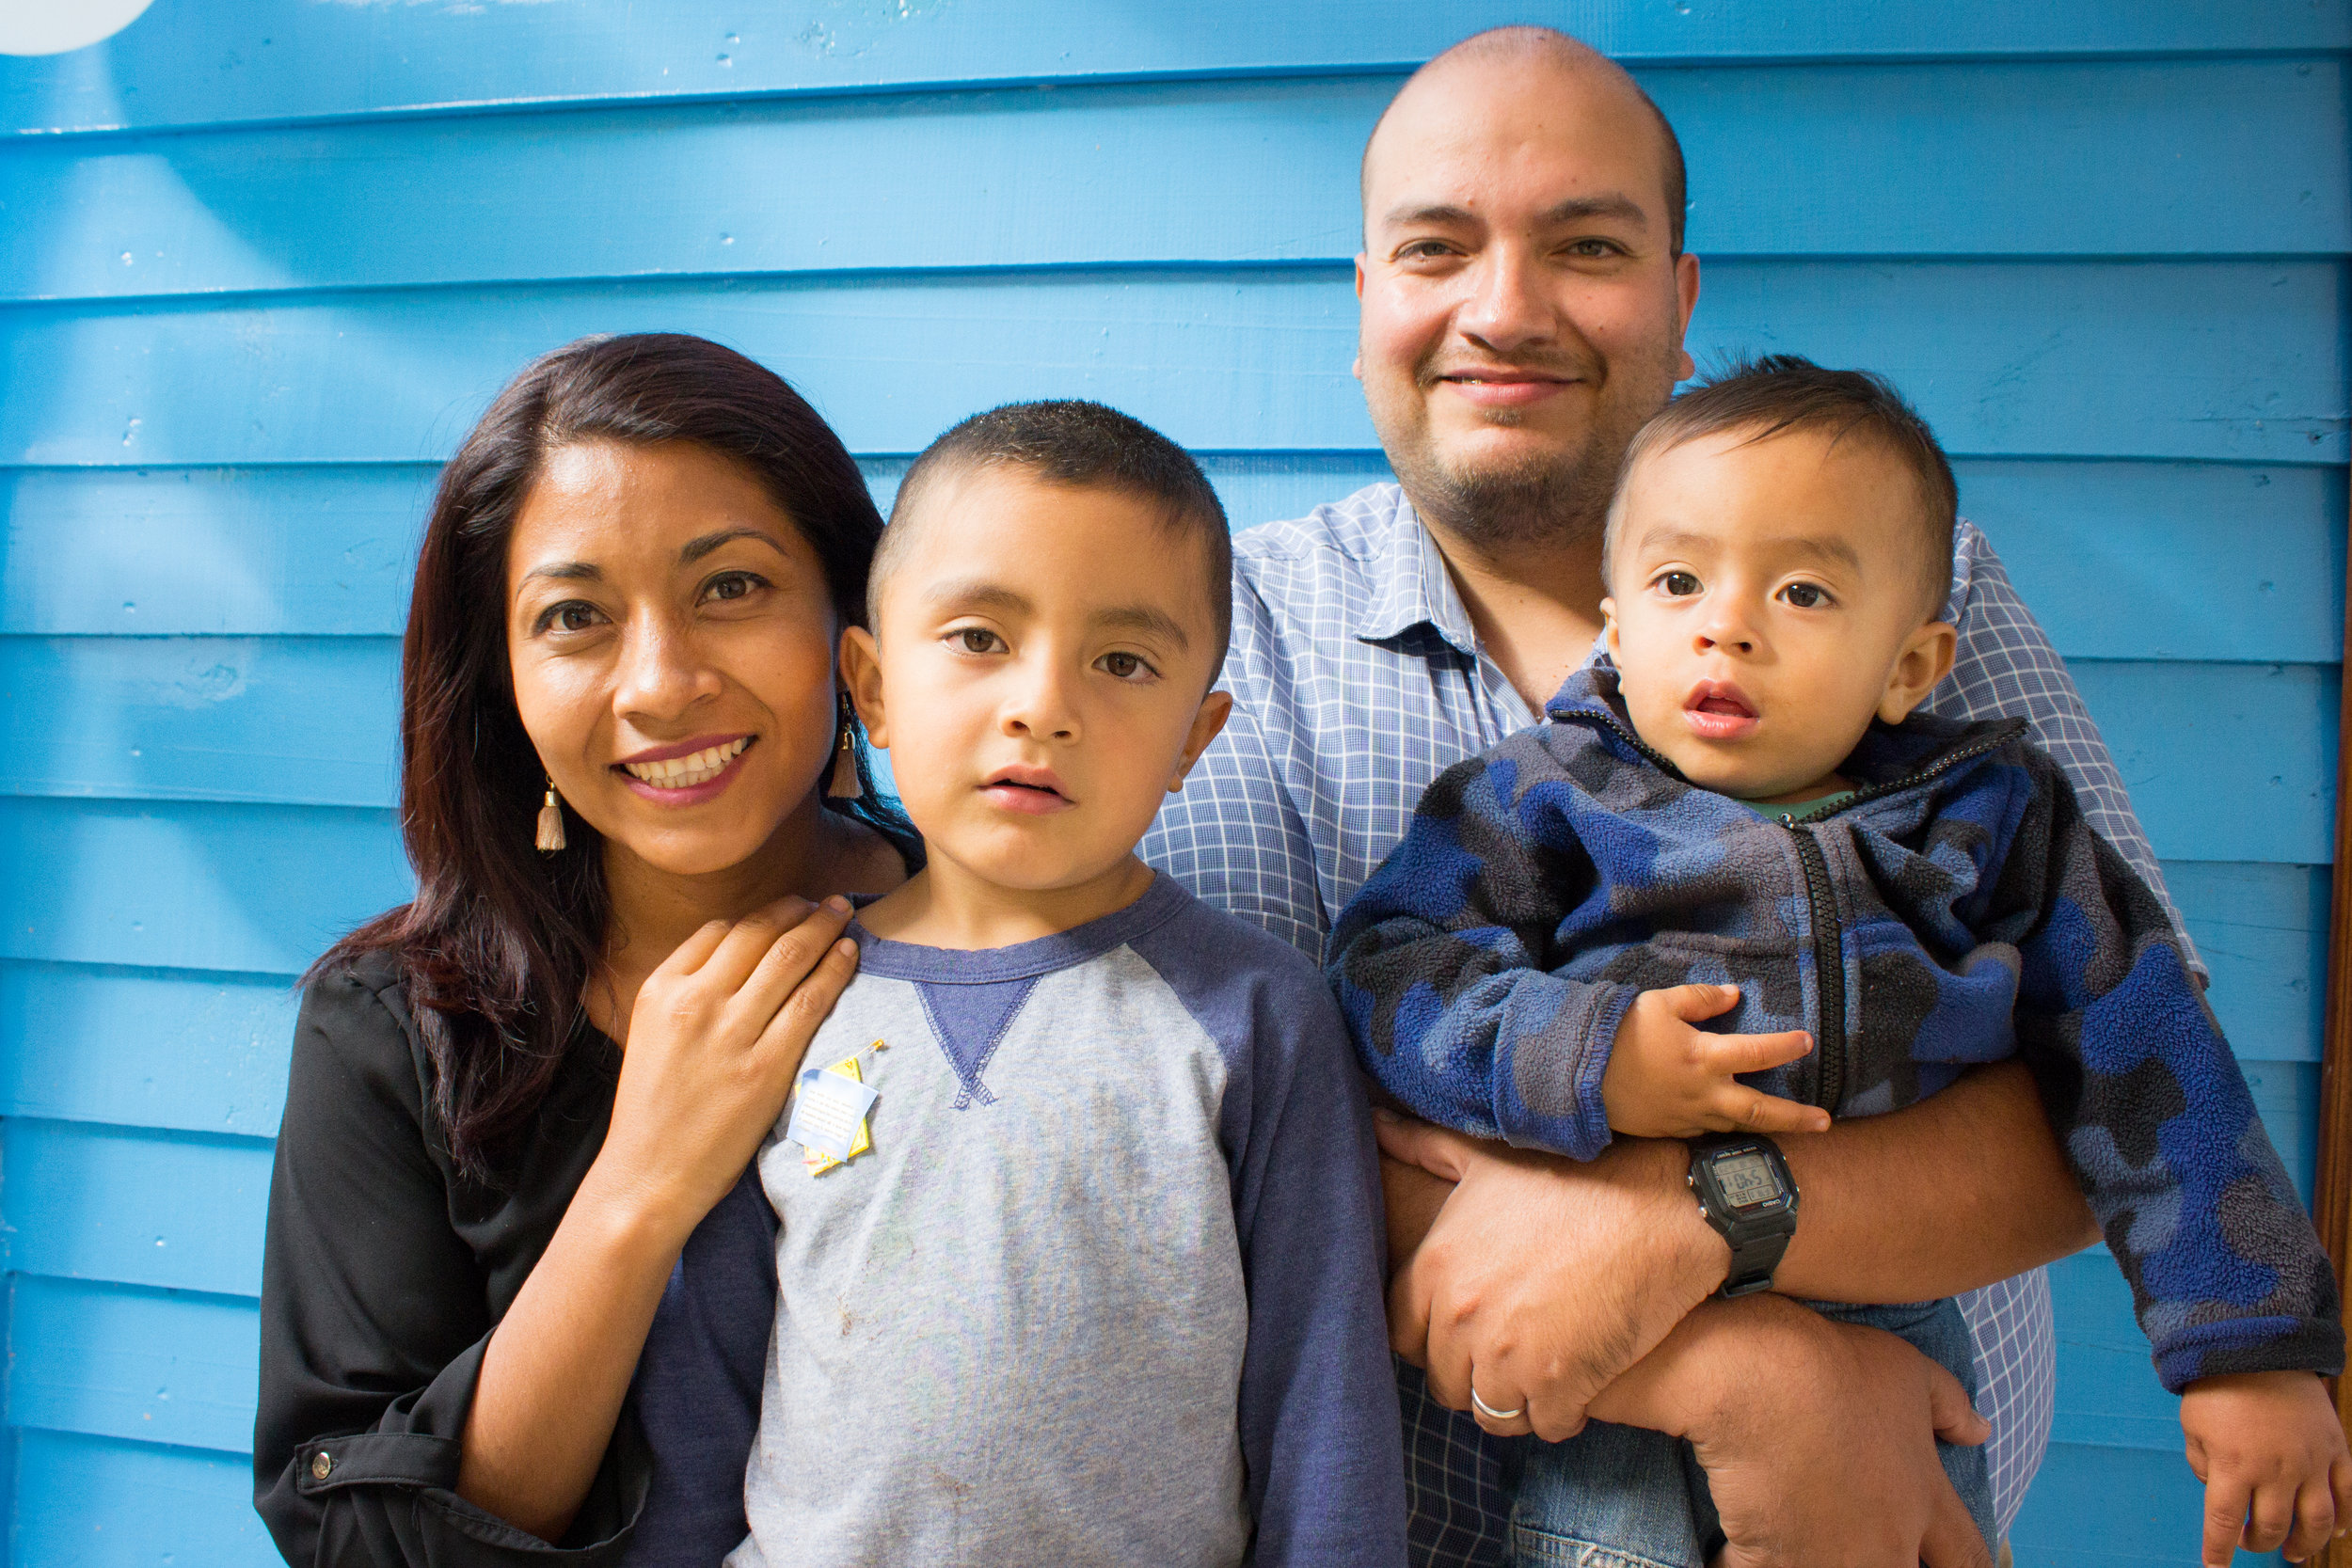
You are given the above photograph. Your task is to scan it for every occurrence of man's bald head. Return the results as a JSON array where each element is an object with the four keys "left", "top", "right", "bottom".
[{"left": 1362, "top": 26, "right": 1687, "bottom": 256}]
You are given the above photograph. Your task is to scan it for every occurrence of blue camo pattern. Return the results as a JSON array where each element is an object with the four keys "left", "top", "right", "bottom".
[{"left": 1329, "top": 665, "right": 2341, "bottom": 1393}]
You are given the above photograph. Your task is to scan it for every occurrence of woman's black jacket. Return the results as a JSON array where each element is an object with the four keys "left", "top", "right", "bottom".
[{"left": 253, "top": 951, "right": 770, "bottom": 1565}]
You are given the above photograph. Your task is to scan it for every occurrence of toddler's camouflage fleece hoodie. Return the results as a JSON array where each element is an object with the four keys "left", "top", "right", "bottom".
[{"left": 1329, "top": 665, "right": 2341, "bottom": 1391}]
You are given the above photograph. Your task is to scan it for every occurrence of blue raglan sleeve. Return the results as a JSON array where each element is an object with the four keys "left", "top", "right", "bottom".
[
  {"left": 1134, "top": 911, "right": 1406, "bottom": 1568},
  {"left": 1325, "top": 729, "right": 1634, "bottom": 1161},
  {"left": 1994, "top": 749, "right": 2343, "bottom": 1392},
  {"left": 620, "top": 1162, "right": 777, "bottom": 1566}
]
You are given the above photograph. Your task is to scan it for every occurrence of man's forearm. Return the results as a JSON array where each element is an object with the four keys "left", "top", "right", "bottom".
[
  {"left": 1379, "top": 1061, "right": 2098, "bottom": 1303},
  {"left": 1771, "top": 1059, "right": 2098, "bottom": 1302}
]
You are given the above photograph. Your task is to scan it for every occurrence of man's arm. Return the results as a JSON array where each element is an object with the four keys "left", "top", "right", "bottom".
[
  {"left": 1585, "top": 1294, "right": 1997, "bottom": 1568},
  {"left": 1379, "top": 1059, "right": 2097, "bottom": 1433},
  {"left": 1772, "top": 1058, "right": 2099, "bottom": 1301}
]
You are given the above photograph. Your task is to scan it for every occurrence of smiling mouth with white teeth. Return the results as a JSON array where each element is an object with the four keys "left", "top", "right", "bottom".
[{"left": 618, "top": 736, "right": 752, "bottom": 789}]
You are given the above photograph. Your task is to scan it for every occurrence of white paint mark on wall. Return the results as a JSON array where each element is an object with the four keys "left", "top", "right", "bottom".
[{"left": 0, "top": 0, "right": 154, "bottom": 56}]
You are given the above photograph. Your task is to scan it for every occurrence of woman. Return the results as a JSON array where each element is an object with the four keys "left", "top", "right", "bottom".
[{"left": 255, "top": 333, "right": 918, "bottom": 1563}]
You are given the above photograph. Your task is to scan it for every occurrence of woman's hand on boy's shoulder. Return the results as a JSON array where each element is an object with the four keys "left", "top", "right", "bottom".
[{"left": 588, "top": 895, "right": 859, "bottom": 1243}]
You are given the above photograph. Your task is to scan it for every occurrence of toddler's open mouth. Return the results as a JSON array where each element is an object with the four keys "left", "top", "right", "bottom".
[{"left": 1683, "top": 683, "right": 1760, "bottom": 742}]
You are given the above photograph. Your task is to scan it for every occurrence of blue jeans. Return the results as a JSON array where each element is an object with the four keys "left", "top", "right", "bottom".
[{"left": 1502, "top": 1299, "right": 1996, "bottom": 1568}]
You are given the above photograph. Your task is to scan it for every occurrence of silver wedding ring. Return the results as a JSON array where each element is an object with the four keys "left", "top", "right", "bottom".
[{"left": 1470, "top": 1387, "right": 1523, "bottom": 1422}]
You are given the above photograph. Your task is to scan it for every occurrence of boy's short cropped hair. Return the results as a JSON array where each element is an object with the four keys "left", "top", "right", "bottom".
[
  {"left": 1605, "top": 354, "right": 1958, "bottom": 621},
  {"left": 878, "top": 400, "right": 1234, "bottom": 673}
]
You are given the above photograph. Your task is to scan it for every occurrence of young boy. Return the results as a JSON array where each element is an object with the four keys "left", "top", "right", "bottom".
[
  {"left": 725, "top": 402, "right": 1406, "bottom": 1567},
  {"left": 1327, "top": 357, "right": 2348, "bottom": 1567}
]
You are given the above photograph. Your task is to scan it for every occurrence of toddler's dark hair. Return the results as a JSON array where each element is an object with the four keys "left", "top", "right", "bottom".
[
  {"left": 1605, "top": 355, "right": 1957, "bottom": 620},
  {"left": 876, "top": 400, "right": 1233, "bottom": 673}
]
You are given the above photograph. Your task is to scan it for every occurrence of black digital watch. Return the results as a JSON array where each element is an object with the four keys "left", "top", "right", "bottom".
[{"left": 1687, "top": 1133, "right": 1800, "bottom": 1297}]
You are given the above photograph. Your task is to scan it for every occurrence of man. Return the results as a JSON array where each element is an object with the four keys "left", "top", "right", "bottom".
[{"left": 1144, "top": 26, "right": 2172, "bottom": 1566}]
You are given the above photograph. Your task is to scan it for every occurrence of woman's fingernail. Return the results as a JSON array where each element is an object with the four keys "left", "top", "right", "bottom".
[
  {"left": 836, "top": 938, "right": 858, "bottom": 957},
  {"left": 1372, "top": 1107, "right": 1401, "bottom": 1124},
  {"left": 824, "top": 895, "right": 851, "bottom": 913}
]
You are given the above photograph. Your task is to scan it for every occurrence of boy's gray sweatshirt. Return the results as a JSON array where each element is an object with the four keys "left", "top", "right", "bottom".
[{"left": 729, "top": 874, "right": 1405, "bottom": 1568}]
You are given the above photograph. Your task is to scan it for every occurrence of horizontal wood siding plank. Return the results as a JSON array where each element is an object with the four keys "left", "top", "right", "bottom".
[
  {"left": 6, "top": 1127, "right": 271, "bottom": 1297},
  {"left": 0, "top": 961, "right": 294, "bottom": 1135},
  {"left": 4, "top": 1119, "right": 270, "bottom": 1296},
  {"left": 1960, "top": 461, "right": 2346, "bottom": 664},
  {"left": 7, "top": 459, "right": 2341, "bottom": 665},
  {"left": 5, "top": 0, "right": 2345, "bottom": 137},
  {"left": 0, "top": 262, "right": 2340, "bottom": 469},
  {"left": 0, "top": 634, "right": 402, "bottom": 805},
  {"left": 2167, "top": 863, "right": 2328, "bottom": 1066},
  {"left": 0, "top": 798, "right": 408, "bottom": 974},
  {"left": 4, "top": 56, "right": 2344, "bottom": 306},
  {"left": 7, "top": 640, "right": 2328, "bottom": 858},
  {"left": 2070, "top": 660, "right": 2336, "bottom": 864},
  {"left": 5, "top": 1275, "right": 258, "bottom": 1455},
  {"left": 2010, "top": 1439, "right": 2259, "bottom": 1564},
  {"left": 11, "top": 1429, "right": 278, "bottom": 1567},
  {"left": 0, "top": 463, "right": 439, "bottom": 637}
]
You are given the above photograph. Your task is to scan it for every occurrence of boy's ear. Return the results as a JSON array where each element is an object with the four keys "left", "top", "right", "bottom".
[
  {"left": 1600, "top": 597, "right": 1621, "bottom": 661},
  {"left": 1879, "top": 620, "right": 1958, "bottom": 724},
  {"left": 839, "top": 626, "right": 888, "bottom": 750},
  {"left": 1168, "top": 689, "right": 1234, "bottom": 794}
]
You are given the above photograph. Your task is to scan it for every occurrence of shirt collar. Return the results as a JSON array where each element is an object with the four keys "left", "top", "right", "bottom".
[{"left": 1348, "top": 486, "right": 1481, "bottom": 657}]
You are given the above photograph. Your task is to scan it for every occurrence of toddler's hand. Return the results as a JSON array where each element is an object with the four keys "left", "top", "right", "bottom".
[
  {"left": 1601, "top": 984, "right": 1832, "bottom": 1139},
  {"left": 2181, "top": 1370, "right": 2352, "bottom": 1565}
]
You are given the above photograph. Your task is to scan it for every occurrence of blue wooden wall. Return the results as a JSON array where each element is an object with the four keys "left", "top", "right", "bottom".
[{"left": 0, "top": 3, "right": 2344, "bottom": 1561}]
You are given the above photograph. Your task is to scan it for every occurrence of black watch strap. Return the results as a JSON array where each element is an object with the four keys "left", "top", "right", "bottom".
[{"left": 1717, "top": 1217, "right": 1793, "bottom": 1298}]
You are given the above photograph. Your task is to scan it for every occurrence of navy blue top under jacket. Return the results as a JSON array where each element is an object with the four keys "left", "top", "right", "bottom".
[{"left": 1328, "top": 666, "right": 2341, "bottom": 1394}]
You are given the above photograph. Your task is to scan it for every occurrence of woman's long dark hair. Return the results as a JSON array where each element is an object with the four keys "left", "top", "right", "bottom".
[{"left": 314, "top": 333, "right": 917, "bottom": 1179}]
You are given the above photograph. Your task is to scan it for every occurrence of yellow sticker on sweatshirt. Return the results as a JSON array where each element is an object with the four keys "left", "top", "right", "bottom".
[{"left": 799, "top": 1050, "right": 877, "bottom": 1175}]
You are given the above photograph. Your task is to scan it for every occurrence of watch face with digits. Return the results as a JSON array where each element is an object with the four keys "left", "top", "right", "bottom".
[
  {"left": 1711, "top": 1149, "right": 1784, "bottom": 1211},
  {"left": 1690, "top": 1134, "right": 1799, "bottom": 1297}
]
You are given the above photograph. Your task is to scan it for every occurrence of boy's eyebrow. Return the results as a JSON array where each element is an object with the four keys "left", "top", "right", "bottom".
[
  {"left": 1636, "top": 526, "right": 1865, "bottom": 574},
  {"left": 924, "top": 579, "right": 1034, "bottom": 617},
  {"left": 1093, "top": 603, "right": 1192, "bottom": 648},
  {"left": 925, "top": 580, "right": 1194, "bottom": 648}
]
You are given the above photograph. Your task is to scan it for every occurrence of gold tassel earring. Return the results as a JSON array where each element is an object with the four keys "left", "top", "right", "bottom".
[
  {"left": 535, "top": 777, "right": 567, "bottom": 852},
  {"left": 827, "top": 695, "right": 864, "bottom": 800}
]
